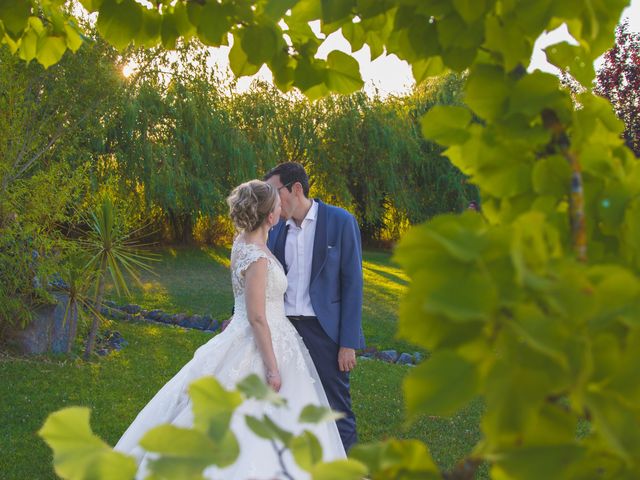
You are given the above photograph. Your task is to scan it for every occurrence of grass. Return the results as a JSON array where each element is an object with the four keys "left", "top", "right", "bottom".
[
  {"left": 1, "top": 246, "right": 485, "bottom": 479},
  {"left": 106, "top": 246, "right": 234, "bottom": 320},
  {"left": 108, "top": 245, "right": 415, "bottom": 353}
]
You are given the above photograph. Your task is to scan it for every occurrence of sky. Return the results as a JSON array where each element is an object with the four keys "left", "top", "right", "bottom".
[{"left": 211, "top": 0, "right": 640, "bottom": 96}]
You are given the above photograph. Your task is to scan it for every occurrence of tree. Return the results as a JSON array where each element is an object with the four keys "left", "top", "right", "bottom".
[
  {"left": 108, "top": 45, "right": 256, "bottom": 243},
  {"left": 0, "top": 35, "right": 121, "bottom": 197},
  {"left": 10, "top": 0, "right": 640, "bottom": 478},
  {"left": 595, "top": 20, "right": 640, "bottom": 157}
]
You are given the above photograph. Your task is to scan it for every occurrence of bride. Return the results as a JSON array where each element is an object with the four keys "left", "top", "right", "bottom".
[{"left": 114, "top": 180, "right": 346, "bottom": 478}]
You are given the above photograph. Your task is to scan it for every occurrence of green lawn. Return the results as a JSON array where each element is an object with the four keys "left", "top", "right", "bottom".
[
  {"left": 107, "top": 245, "right": 415, "bottom": 353},
  {"left": 0, "top": 247, "right": 485, "bottom": 479}
]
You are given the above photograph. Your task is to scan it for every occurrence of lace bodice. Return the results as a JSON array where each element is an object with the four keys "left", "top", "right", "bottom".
[{"left": 229, "top": 238, "right": 288, "bottom": 323}]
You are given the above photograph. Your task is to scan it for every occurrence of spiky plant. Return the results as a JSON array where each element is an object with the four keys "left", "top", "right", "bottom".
[{"left": 79, "top": 195, "right": 157, "bottom": 360}]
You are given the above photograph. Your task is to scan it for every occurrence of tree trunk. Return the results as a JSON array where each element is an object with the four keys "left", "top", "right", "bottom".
[
  {"left": 83, "top": 259, "right": 107, "bottom": 360},
  {"left": 66, "top": 300, "right": 78, "bottom": 354},
  {"left": 180, "top": 214, "right": 193, "bottom": 244}
]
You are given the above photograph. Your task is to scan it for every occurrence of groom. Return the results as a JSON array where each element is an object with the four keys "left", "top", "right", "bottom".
[{"left": 264, "top": 162, "right": 365, "bottom": 452}]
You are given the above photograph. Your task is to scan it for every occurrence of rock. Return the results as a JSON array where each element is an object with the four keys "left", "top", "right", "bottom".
[
  {"left": 158, "top": 313, "right": 173, "bottom": 324},
  {"left": 396, "top": 353, "right": 414, "bottom": 365},
  {"left": 207, "top": 318, "right": 221, "bottom": 332},
  {"left": 413, "top": 352, "right": 424, "bottom": 364},
  {"left": 378, "top": 350, "right": 399, "bottom": 363},
  {"left": 173, "top": 313, "right": 188, "bottom": 326},
  {"left": 122, "top": 304, "right": 142, "bottom": 315},
  {"left": 187, "top": 314, "right": 210, "bottom": 330},
  {"left": 108, "top": 309, "right": 126, "bottom": 320},
  {"left": 360, "top": 352, "right": 375, "bottom": 359},
  {"left": 357, "top": 355, "right": 372, "bottom": 361},
  {"left": 4, "top": 293, "right": 73, "bottom": 355},
  {"left": 147, "top": 310, "right": 164, "bottom": 321}
]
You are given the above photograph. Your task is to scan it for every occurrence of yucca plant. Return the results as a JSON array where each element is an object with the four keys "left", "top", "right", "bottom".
[
  {"left": 79, "top": 195, "right": 157, "bottom": 360},
  {"left": 51, "top": 251, "right": 101, "bottom": 354}
]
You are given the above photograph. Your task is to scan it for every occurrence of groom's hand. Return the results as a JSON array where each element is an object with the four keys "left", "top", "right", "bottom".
[{"left": 338, "top": 347, "right": 356, "bottom": 372}]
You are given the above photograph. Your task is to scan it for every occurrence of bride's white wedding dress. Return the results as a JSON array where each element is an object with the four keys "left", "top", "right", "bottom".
[{"left": 114, "top": 239, "right": 346, "bottom": 478}]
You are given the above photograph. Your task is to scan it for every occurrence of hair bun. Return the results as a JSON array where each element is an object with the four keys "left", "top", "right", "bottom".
[{"left": 227, "top": 180, "right": 277, "bottom": 232}]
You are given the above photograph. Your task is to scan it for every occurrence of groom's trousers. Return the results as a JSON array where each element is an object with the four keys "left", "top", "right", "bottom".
[{"left": 288, "top": 315, "right": 358, "bottom": 452}]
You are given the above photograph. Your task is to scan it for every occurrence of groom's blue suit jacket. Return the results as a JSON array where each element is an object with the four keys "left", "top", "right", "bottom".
[{"left": 267, "top": 200, "right": 365, "bottom": 350}]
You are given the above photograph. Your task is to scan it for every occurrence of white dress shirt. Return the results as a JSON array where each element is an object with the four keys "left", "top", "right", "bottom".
[{"left": 284, "top": 200, "right": 318, "bottom": 316}]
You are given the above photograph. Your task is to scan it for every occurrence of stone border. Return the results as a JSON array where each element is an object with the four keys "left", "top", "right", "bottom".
[
  {"left": 357, "top": 347, "right": 424, "bottom": 366},
  {"left": 101, "top": 301, "right": 222, "bottom": 333},
  {"left": 102, "top": 302, "right": 425, "bottom": 365}
]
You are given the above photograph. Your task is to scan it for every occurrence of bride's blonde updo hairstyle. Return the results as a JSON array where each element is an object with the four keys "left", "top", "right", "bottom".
[{"left": 227, "top": 180, "right": 278, "bottom": 232}]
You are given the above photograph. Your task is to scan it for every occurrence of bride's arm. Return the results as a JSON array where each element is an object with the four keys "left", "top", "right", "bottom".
[{"left": 244, "top": 257, "right": 281, "bottom": 391}]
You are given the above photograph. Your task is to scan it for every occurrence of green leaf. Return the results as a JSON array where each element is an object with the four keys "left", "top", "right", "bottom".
[
  {"left": 197, "top": 2, "right": 232, "bottom": 46},
  {"left": 407, "top": 19, "right": 439, "bottom": 58},
  {"left": 36, "top": 35, "right": 67, "bottom": 69},
  {"left": 492, "top": 445, "right": 586, "bottom": 480},
  {"left": 141, "top": 424, "right": 240, "bottom": 475},
  {"left": 350, "top": 439, "right": 439, "bottom": 479},
  {"left": 236, "top": 373, "right": 286, "bottom": 406},
  {"left": 404, "top": 350, "right": 479, "bottom": 418},
  {"left": 290, "top": 430, "right": 324, "bottom": 471},
  {"left": 294, "top": 57, "right": 327, "bottom": 93},
  {"left": 508, "top": 303, "right": 569, "bottom": 368},
  {"left": 264, "top": 0, "right": 298, "bottom": 20},
  {"left": 19, "top": 27, "right": 38, "bottom": 62},
  {"left": 356, "top": 0, "right": 392, "bottom": 19},
  {"left": 78, "top": 0, "right": 103, "bottom": 13},
  {"left": 298, "top": 404, "right": 344, "bottom": 424},
  {"left": 588, "top": 265, "right": 640, "bottom": 329},
  {"left": 96, "top": 0, "right": 142, "bottom": 51},
  {"left": 325, "top": 50, "right": 364, "bottom": 94},
  {"left": 545, "top": 42, "right": 595, "bottom": 87},
  {"left": 508, "top": 71, "right": 568, "bottom": 118},
  {"left": 173, "top": 1, "right": 196, "bottom": 38},
  {"left": 321, "top": 0, "right": 354, "bottom": 24},
  {"left": 453, "top": 0, "right": 486, "bottom": 24},
  {"left": 244, "top": 414, "right": 294, "bottom": 446},
  {"left": 532, "top": 154, "right": 572, "bottom": 197},
  {"left": 484, "top": 14, "right": 530, "bottom": 71},
  {"left": 135, "top": 8, "right": 161, "bottom": 48},
  {"left": 342, "top": 21, "right": 365, "bottom": 52},
  {"left": 188, "top": 376, "right": 243, "bottom": 442},
  {"left": 412, "top": 56, "right": 446, "bottom": 83},
  {"left": 271, "top": 50, "right": 296, "bottom": 89},
  {"left": 309, "top": 459, "right": 369, "bottom": 480},
  {"left": 160, "top": 12, "right": 179, "bottom": 49},
  {"left": 0, "top": 0, "right": 31, "bottom": 38},
  {"left": 465, "top": 64, "right": 511, "bottom": 120},
  {"left": 291, "top": 0, "right": 321, "bottom": 21},
  {"left": 421, "top": 105, "right": 472, "bottom": 146},
  {"left": 140, "top": 425, "right": 219, "bottom": 460},
  {"left": 242, "top": 24, "right": 278, "bottom": 65},
  {"left": 38, "top": 407, "right": 137, "bottom": 480},
  {"left": 482, "top": 353, "right": 563, "bottom": 440},
  {"left": 229, "top": 33, "right": 261, "bottom": 77},
  {"left": 64, "top": 23, "right": 84, "bottom": 52}
]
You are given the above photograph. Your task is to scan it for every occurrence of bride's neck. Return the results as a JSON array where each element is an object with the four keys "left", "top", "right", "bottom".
[{"left": 243, "top": 224, "right": 269, "bottom": 245}]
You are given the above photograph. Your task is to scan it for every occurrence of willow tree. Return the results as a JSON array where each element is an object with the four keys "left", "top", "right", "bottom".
[
  {"left": 10, "top": 0, "right": 640, "bottom": 478},
  {"left": 230, "top": 81, "right": 323, "bottom": 175},
  {"left": 108, "top": 46, "right": 256, "bottom": 243}
]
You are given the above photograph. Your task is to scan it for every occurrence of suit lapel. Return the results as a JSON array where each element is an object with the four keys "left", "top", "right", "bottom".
[
  {"left": 273, "top": 222, "right": 289, "bottom": 273},
  {"left": 310, "top": 200, "right": 328, "bottom": 285}
]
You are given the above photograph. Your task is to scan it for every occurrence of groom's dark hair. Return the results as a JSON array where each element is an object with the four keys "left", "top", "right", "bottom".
[{"left": 263, "top": 162, "right": 310, "bottom": 198}]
